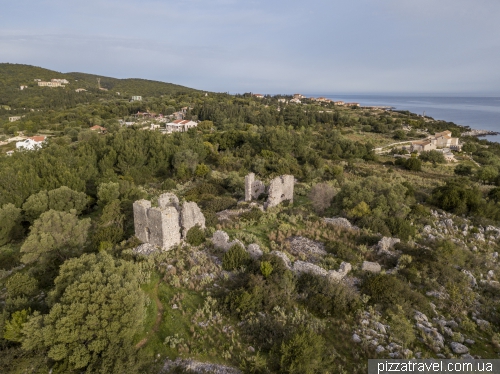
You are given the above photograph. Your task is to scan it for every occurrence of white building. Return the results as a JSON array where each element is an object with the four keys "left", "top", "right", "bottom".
[
  {"left": 16, "top": 136, "right": 47, "bottom": 151},
  {"left": 9, "top": 116, "right": 21, "bottom": 122},
  {"left": 131, "top": 96, "right": 142, "bottom": 101},
  {"left": 165, "top": 120, "right": 197, "bottom": 133}
]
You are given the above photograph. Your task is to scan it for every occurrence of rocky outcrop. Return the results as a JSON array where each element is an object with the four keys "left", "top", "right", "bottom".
[
  {"left": 133, "top": 193, "right": 205, "bottom": 251},
  {"left": 450, "top": 342, "right": 468, "bottom": 354},
  {"left": 378, "top": 237, "right": 400, "bottom": 255},
  {"left": 327, "top": 262, "right": 352, "bottom": 281},
  {"left": 324, "top": 217, "right": 358, "bottom": 230},
  {"left": 211, "top": 230, "right": 244, "bottom": 252},
  {"left": 362, "top": 261, "right": 381, "bottom": 273},
  {"left": 133, "top": 243, "right": 158, "bottom": 256},
  {"left": 181, "top": 202, "right": 206, "bottom": 237},
  {"left": 287, "top": 236, "right": 326, "bottom": 262},
  {"left": 461, "top": 269, "right": 477, "bottom": 287},
  {"left": 162, "top": 358, "right": 241, "bottom": 374},
  {"left": 293, "top": 261, "right": 328, "bottom": 277},
  {"left": 270, "top": 250, "right": 292, "bottom": 269},
  {"left": 247, "top": 243, "right": 263, "bottom": 259}
]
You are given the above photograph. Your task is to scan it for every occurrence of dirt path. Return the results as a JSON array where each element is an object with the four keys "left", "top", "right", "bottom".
[{"left": 135, "top": 281, "right": 164, "bottom": 349}]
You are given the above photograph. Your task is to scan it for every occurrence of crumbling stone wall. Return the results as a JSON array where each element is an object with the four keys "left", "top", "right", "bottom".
[
  {"left": 133, "top": 193, "right": 205, "bottom": 250},
  {"left": 244, "top": 173, "right": 265, "bottom": 202},
  {"left": 181, "top": 202, "right": 206, "bottom": 237},
  {"left": 266, "top": 175, "right": 294, "bottom": 208},
  {"left": 244, "top": 173, "right": 294, "bottom": 209}
]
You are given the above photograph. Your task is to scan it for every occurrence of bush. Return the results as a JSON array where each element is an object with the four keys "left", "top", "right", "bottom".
[
  {"left": 185, "top": 225, "right": 206, "bottom": 246},
  {"left": 419, "top": 150, "right": 446, "bottom": 164},
  {"left": 308, "top": 183, "right": 337, "bottom": 214},
  {"left": 222, "top": 244, "right": 250, "bottom": 270},
  {"left": 404, "top": 157, "right": 422, "bottom": 171},
  {"left": 240, "top": 207, "right": 264, "bottom": 221},
  {"left": 0, "top": 204, "right": 23, "bottom": 246},
  {"left": 200, "top": 196, "right": 237, "bottom": 212}
]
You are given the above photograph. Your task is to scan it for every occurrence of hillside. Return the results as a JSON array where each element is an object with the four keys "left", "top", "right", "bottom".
[
  {"left": 0, "top": 63, "right": 198, "bottom": 111},
  {"left": 1, "top": 65, "right": 500, "bottom": 373}
]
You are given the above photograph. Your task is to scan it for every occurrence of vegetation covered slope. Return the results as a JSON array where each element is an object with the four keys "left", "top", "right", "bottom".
[{"left": 1, "top": 66, "right": 500, "bottom": 373}]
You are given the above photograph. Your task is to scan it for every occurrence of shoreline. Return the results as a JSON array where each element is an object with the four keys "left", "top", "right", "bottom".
[{"left": 461, "top": 129, "right": 500, "bottom": 137}]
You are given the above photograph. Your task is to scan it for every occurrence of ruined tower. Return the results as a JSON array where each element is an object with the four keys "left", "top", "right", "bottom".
[
  {"left": 133, "top": 193, "right": 205, "bottom": 250},
  {"left": 244, "top": 173, "right": 265, "bottom": 202}
]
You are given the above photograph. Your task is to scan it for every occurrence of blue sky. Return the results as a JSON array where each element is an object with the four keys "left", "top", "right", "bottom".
[{"left": 1, "top": 0, "right": 500, "bottom": 94}]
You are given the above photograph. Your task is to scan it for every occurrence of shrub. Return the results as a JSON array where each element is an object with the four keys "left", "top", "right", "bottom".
[
  {"left": 240, "top": 207, "right": 263, "bottom": 221},
  {"left": 222, "top": 244, "right": 250, "bottom": 270},
  {"left": 404, "top": 157, "right": 422, "bottom": 171},
  {"left": 185, "top": 225, "right": 206, "bottom": 246},
  {"left": 419, "top": 150, "right": 446, "bottom": 164},
  {"left": 200, "top": 196, "right": 237, "bottom": 212},
  {"left": 260, "top": 261, "right": 273, "bottom": 278},
  {"left": 308, "top": 183, "right": 337, "bottom": 214}
]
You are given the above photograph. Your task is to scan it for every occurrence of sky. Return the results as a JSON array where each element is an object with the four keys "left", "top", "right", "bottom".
[{"left": 1, "top": 0, "right": 500, "bottom": 95}]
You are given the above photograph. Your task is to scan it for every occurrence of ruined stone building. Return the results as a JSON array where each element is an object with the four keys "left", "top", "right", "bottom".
[
  {"left": 244, "top": 173, "right": 294, "bottom": 209},
  {"left": 133, "top": 193, "right": 205, "bottom": 250}
]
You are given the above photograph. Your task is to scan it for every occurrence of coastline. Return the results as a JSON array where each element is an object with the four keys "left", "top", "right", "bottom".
[
  {"left": 318, "top": 94, "right": 500, "bottom": 144},
  {"left": 461, "top": 129, "right": 500, "bottom": 137}
]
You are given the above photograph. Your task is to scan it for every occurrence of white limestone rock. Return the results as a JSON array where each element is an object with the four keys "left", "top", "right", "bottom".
[{"left": 362, "top": 261, "right": 381, "bottom": 273}]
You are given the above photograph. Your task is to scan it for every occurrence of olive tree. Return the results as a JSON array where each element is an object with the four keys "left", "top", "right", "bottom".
[
  {"left": 21, "top": 252, "right": 146, "bottom": 373},
  {"left": 20, "top": 210, "right": 91, "bottom": 265}
]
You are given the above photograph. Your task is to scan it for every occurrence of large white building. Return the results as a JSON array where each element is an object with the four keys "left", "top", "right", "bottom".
[
  {"left": 16, "top": 136, "right": 46, "bottom": 151},
  {"left": 165, "top": 120, "right": 197, "bottom": 133}
]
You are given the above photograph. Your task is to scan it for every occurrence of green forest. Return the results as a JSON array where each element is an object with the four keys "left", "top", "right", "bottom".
[{"left": 1, "top": 63, "right": 500, "bottom": 373}]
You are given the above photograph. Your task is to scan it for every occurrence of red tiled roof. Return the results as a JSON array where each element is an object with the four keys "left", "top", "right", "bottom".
[{"left": 29, "top": 136, "right": 46, "bottom": 142}]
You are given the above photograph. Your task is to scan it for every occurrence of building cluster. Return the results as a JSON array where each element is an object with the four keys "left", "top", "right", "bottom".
[
  {"left": 399, "top": 130, "right": 461, "bottom": 162},
  {"left": 119, "top": 107, "right": 198, "bottom": 134},
  {"left": 410, "top": 130, "right": 461, "bottom": 152},
  {"left": 35, "top": 78, "right": 69, "bottom": 88}
]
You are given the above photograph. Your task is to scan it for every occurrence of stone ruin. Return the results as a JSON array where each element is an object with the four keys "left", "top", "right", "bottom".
[
  {"left": 133, "top": 193, "right": 205, "bottom": 250},
  {"left": 244, "top": 173, "right": 294, "bottom": 209}
]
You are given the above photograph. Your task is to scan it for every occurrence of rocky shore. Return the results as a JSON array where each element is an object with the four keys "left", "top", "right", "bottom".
[{"left": 461, "top": 129, "right": 500, "bottom": 137}]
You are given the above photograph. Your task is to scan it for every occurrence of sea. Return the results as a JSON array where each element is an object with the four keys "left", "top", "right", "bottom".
[{"left": 319, "top": 95, "right": 500, "bottom": 144}]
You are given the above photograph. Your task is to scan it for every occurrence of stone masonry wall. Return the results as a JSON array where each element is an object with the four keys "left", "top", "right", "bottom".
[
  {"left": 244, "top": 173, "right": 265, "bottom": 202},
  {"left": 133, "top": 193, "right": 205, "bottom": 250},
  {"left": 181, "top": 202, "right": 206, "bottom": 237},
  {"left": 266, "top": 175, "right": 294, "bottom": 209},
  {"left": 244, "top": 173, "right": 294, "bottom": 209}
]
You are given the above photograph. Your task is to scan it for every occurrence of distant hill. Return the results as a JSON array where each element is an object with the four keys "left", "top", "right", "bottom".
[{"left": 0, "top": 63, "right": 199, "bottom": 109}]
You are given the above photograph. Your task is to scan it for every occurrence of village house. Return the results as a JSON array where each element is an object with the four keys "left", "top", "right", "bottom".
[
  {"left": 410, "top": 139, "right": 436, "bottom": 153},
  {"left": 277, "top": 98, "right": 287, "bottom": 103},
  {"left": 345, "top": 102, "right": 360, "bottom": 107},
  {"left": 253, "top": 94, "right": 264, "bottom": 99},
  {"left": 16, "top": 136, "right": 47, "bottom": 151},
  {"left": 9, "top": 116, "right": 22, "bottom": 122},
  {"left": 131, "top": 96, "right": 142, "bottom": 101},
  {"left": 20, "top": 85, "right": 28, "bottom": 90},
  {"left": 410, "top": 130, "right": 461, "bottom": 153},
  {"left": 90, "top": 125, "right": 107, "bottom": 134},
  {"left": 293, "top": 94, "right": 306, "bottom": 99},
  {"left": 334, "top": 101, "right": 345, "bottom": 106},
  {"left": 38, "top": 81, "right": 65, "bottom": 88},
  {"left": 432, "top": 130, "right": 461, "bottom": 150},
  {"left": 51, "top": 79, "right": 69, "bottom": 84},
  {"left": 290, "top": 98, "right": 301, "bottom": 104},
  {"left": 165, "top": 120, "right": 197, "bottom": 133}
]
